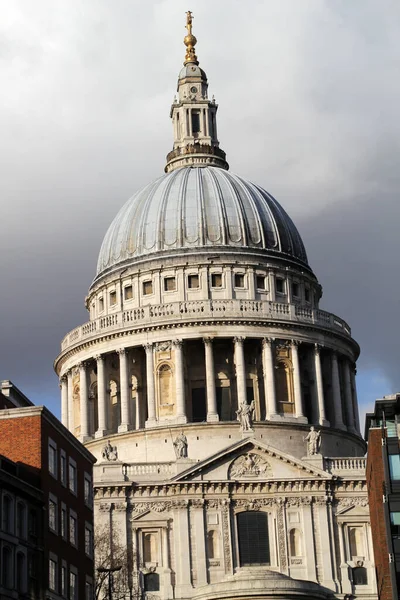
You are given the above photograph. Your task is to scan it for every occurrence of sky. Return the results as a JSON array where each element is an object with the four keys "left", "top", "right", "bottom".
[{"left": 0, "top": 0, "right": 399, "bottom": 428}]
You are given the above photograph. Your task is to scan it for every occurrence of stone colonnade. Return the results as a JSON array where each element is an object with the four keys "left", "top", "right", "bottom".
[{"left": 60, "top": 337, "right": 360, "bottom": 441}]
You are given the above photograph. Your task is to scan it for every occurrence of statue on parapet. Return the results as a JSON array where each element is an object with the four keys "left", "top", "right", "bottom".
[
  {"left": 236, "top": 400, "right": 255, "bottom": 432},
  {"left": 174, "top": 431, "right": 188, "bottom": 459},
  {"left": 304, "top": 426, "right": 321, "bottom": 456},
  {"left": 102, "top": 439, "right": 118, "bottom": 462}
]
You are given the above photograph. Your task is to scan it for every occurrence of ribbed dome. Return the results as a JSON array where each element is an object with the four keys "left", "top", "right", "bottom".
[{"left": 96, "top": 167, "right": 308, "bottom": 277}]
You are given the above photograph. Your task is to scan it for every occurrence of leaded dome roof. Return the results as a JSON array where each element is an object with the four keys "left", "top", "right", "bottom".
[{"left": 95, "top": 166, "right": 308, "bottom": 278}]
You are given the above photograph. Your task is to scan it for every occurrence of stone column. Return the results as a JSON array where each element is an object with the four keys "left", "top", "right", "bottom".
[
  {"left": 343, "top": 360, "right": 356, "bottom": 433},
  {"left": 133, "top": 385, "right": 140, "bottom": 430},
  {"left": 314, "top": 345, "right": 329, "bottom": 427},
  {"left": 79, "top": 362, "right": 90, "bottom": 441},
  {"left": 262, "top": 338, "right": 278, "bottom": 419},
  {"left": 268, "top": 270, "right": 276, "bottom": 301},
  {"left": 193, "top": 506, "right": 207, "bottom": 586},
  {"left": 144, "top": 344, "right": 156, "bottom": 426},
  {"left": 60, "top": 375, "right": 68, "bottom": 427},
  {"left": 174, "top": 340, "right": 187, "bottom": 424},
  {"left": 234, "top": 337, "right": 247, "bottom": 407},
  {"left": 95, "top": 354, "right": 108, "bottom": 438},
  {"left": 204, "top": 338, "right": 218, "bottom": 422},
  {"left": 118, "top": 349, "right": 131, "bottom": 432},
  {"left": 331, "top": 352, "right": 345, "bottom": 430},
  {"left": 172, "top": 506, "right": 192, "bottom": 596},
  {"left": 291, "top": 340, "right": 306, "bottom": 421},
  {"left": 351, "top": 365, "right": 361, "bottom": 434},
  {"left": 67, "top": 370, "right": 74, "bottom": 433}
]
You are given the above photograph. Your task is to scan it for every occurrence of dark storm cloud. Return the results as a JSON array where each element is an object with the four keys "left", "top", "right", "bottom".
[{"left": 0, "top": 0, "right": 399, "bottom": 415}]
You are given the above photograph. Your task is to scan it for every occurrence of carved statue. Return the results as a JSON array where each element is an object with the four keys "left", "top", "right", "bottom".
[
  {"left": 186, "top": 10, "right": 193, "bottom": 34},
  {"left": 304, "top": 426, "right": 321, "bottom": 456},
  {"left": 173, "top": 431, "right": 188, "bottom": 459},
  {"left": 101, "top": 439, "right": 118, "bottom": 462},
  {"left": 236, "top": 400, "right": 255, "bottom": 432}
]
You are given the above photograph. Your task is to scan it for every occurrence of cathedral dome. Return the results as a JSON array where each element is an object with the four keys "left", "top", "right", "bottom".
[{"left": 96, "top": 166, "right": 309, "bottom": 278}]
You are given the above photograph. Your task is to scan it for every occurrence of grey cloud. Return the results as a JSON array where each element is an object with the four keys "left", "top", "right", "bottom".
[{"left": 0, "top": 0, "right": 399, "bottom": 416}]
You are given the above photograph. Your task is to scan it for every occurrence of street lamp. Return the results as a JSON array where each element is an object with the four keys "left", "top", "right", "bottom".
[{"left": 97, "top": 566, "right": 122, "bottom": 600}]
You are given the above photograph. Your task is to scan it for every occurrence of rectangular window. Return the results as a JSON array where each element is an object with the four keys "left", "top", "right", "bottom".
[
  {"left": 164, "top": 276, "right": 176, "bottom": 292},
  {"left": 211, "top": 273, "right": 222, "bottom": 288},
  {"left": 192, "top": 111, "right": 200, "bottom": 134},
  {"left": 389, "top": 455, "right": 400, "bottom": 480},
  {"left": 124, "top": 285, "right": 133, "bottom": 300},
  {"left": 143, "top": 280, "right": 153, "bottom": 296},
  {"left": 86, "top": 581, "right": 93, "bottom": 600},
  {"left": 48, "top": 439, "right": 57, "bottom": 478},
  {"left": 61, "top": 563, "right": 67, "bottom": 597},
  {"left": 276, "top": 278, "right": 285, "bottom": 294},
  {"left": 391, "top": 511, "right": 400, "bottom": 536},
  {"left": 60, "top": 450, "right": 67, "bottom": 486},
  {"left": 49, "top": 496, "right": 57, "bottom": 533},
  {"left": 237, "top": 511, "right": 270, "bottom": 566},
  {"left": 99, "top": 297, "right": 104, "bottom": 312},
  {"left": 84, "top": 474, "right": 93, "bottom": 507},
  {"left": 61, "top": 504, "right": 67, "bottom": 539},
  {"left": 109, "top": 290, "right": 117, "bottom": 305},
  {"left": 304, "top": 288, "right": 310, "bottom": 302},
  {"left": 69, "top": 570, "right": 77, "bottom": 600},
  {"left": 85, "top": 524, "right": 93, "bottom": 557},
  {"left": 69, "top": 459, "right": 77, "bottom": 494},
  {"left": 49, "top": 558, "right": 57, "bottom": 591},
  {"left": 256, "top": 275, "right": 266, "bottom": 290},
  {"left": 292, "top": 282, "right": 299, "bottom": 297},
  {"left": 234, "top": 273, "right": 245, "bottom": 288},
  {"left": 188, "top": 274, "right": 199, "bottom": 289},
  {"left": 70, "top": 512, "right": 78, "bottom": 547}
]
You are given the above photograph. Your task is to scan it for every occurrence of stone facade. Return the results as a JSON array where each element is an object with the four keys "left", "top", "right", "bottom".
[{"left": 54, "top": 13, "right": 377, "bottom": 600}]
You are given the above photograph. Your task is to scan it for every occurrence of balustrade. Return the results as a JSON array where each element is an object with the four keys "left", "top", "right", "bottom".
[{"left": 60, "top": 299, "right": 352, "bottom": 352}]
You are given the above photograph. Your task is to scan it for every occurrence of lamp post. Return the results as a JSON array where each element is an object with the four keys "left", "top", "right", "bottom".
[{"left": 97, "top": 566, "right": 122, "bottom": 600}]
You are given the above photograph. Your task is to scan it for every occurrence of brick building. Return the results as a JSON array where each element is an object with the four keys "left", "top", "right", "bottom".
[
  {"left": 0, "top": 381, "right": 96, "bottom": 599},
  {"left": 365, "top": 394, "right": 400, "bottom": 600}
]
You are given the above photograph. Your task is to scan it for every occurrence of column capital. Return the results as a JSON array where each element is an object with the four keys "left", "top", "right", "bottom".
[
  {"left": 60, "top": 375, "right": 67, "bottom": 385},
  {"left": 233, "top": 336, "right": 245, "bottom": 344},
  {"left": 117, "top": 348, "right": 127, "bottom": 356},
  {"left": 203, "top": 336, "right": 214, "bottom": 345},
  {"left": 172, "top": 339, "right": 184, "bottom": 349},
  {"left": 291, "top": 339, "right": 301, "bottom": 347},
  {"left": 262, "top": 337, "right": 275, "bottom": 348},
  {"left": 143, "top": 343, "right": 153, "bottom": 353},
  {"left": 77, "top": 361, "right": 89, "bottom": 370},
  {"left": 314, "top": 343, "right": 323, "bottom": 355},
  {"left": 94, "top": 353, "right": 104, "bottom": 362}
]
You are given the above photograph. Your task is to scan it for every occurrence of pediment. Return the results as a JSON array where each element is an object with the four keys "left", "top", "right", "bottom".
[
  {"left": 336, "top": 502, "right": 370, "bottom": 518},
  {"left": 172, "top": 438, "right": 332, "bottom": 482}
]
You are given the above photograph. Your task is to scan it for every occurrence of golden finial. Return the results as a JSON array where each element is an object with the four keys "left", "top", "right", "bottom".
[{"left": 184, "top": 10, "right": 198, "bottom": 65}]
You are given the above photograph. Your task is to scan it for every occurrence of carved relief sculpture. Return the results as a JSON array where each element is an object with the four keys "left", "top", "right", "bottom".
[{"left": 229, "top": 452, "right": 272, "bottom": 479}]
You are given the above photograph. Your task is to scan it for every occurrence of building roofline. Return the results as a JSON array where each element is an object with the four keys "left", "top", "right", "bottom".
[{"left": 0, "top": 405, "right": 97, "bottom": 464}]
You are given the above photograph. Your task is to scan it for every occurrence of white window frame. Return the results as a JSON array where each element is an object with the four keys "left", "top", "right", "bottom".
[{"left": 48, "top": 438, "right": 58, "bottom": 479}]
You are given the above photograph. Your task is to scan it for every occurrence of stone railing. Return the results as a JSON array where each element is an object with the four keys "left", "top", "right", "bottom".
[
  {"left": 325, "top": 457, "right": 366, "bottom": 475},
  {"left": 60, "top": 299, "right": 352, "bottom": 352},
  {"left": 123, "top": 463, "right": 174, "bottom": 478}
]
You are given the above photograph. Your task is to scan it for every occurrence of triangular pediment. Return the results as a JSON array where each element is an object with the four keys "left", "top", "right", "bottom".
[
  {"left": 336, "top": 503, "right": 370, "bottom": 518},
  {"left": 171, "top": 438, "right": 332, "bottom": 482}
]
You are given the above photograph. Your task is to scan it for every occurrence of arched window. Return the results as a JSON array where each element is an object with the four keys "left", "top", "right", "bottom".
[
  {"left": 349, "top": 527, "right": 364, "bottom": 558},
  {"left": 2, "top": 495, "right": 12, "bottom": 533},
  {"left": 16, "top": 552, "right": 26, "bottom": 593},
  {"left": 276, "top": 361, "right": 294, "bottom": 415},
  {"left": 237, "top": 511, "right": 270, "bottom": 566},
  {"left": 109, "top": 380, "right": 120, "bottom": 432},
  {"left": 143, "top": 532, "right": 158, "bottom": 564},
  {"left": 16, "top": 502, "right": 26, "bottom": 538},
  {"left": 207, "top": 530, "right": 219, "bottom": 559},
  {"left": 2, "top": 546, "right": 12, "bottom": 588},
  {"left": 289, "top": 528, "right": 302, "bottom": 557},
  {"left": 158, "top": 364, "right": 173, "bottom": 407}
]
